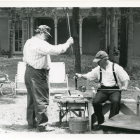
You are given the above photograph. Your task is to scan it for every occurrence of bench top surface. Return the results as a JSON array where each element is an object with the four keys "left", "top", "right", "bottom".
[{"left": 53, "top": 97, "right": 88, "bottom": 103}]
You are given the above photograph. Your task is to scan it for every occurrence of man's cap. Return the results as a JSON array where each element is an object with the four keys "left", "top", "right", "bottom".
[
  {"left": 93, "top": 51, "right": 108, "bottom": 63},
  {"left": 35, "top": 25, "right": 52, "bottom": 37}
]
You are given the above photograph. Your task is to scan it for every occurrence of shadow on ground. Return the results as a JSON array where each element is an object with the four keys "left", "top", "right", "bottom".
[
  {"left": 1, "top": 124, "right": 28, "bottom": 132},
  {"left": 50, "top": 121, "right": 69, "bottom": 129},
  {"left": 101, "top": 126, "right": 140, "bottom": 134},
  {"left": 0, "top": 96, "right": 16, "bottom": 104},
  {"left": 0, "top": 92, "right": 27, "bottom": 104},
  {"left": 50, "top": 121, "right": 96, "bottom": 134}
]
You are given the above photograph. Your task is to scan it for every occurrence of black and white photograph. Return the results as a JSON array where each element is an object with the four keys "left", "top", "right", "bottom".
[{"left": 0, "top": 0, "right": 140, "bottom": 139}]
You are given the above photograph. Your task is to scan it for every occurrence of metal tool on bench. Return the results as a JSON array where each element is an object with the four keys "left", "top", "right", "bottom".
[{"left": 73, "top": 75, "right": 78, "bottom": 90}]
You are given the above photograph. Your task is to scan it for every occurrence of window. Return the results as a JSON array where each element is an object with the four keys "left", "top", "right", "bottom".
[
  {"left": 8, "top": 20, "right": 28, "bottom": 53},
  {"left": 22, "top": 20, "right": 28, "bottom": 50},
  {"left": 15, "top": 21, "right": 22, "bottom": 51}
]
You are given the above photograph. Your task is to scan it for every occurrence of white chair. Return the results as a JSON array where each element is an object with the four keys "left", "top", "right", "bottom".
[
  {"left": 15, "top": 61, "right": 70, "bottom": 96},
  {"left": 15, "top": 62, "right": 27, "bottom": 95},
  {"left": 48, "top": 62, "right": 70, "bottom": 96}
]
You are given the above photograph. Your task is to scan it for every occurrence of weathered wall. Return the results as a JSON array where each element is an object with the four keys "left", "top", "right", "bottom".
[
  {"left": 58, "top": 18, "right": 72, "bottom": 54},
  {"left": 1, "top": 16, "right": 140, "bottom": 58},
  {"left": 82, "top": 17, "right": 100, "bottom": 55},
  {"left": 0, "top": 18, "right": 8, "bottom": 52},
  {"left": 133, "top": 23, "right": 140, "bottom": 57},
  {"left": 34, "top": 17, "right": 54, "bottom": 45}
]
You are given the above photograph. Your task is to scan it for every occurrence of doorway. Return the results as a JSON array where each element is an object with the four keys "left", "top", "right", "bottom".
[{"left": 34, "top": 17, "right": 54, "bottom": 45}]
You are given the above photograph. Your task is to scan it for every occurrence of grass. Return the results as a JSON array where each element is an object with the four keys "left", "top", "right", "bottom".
[{"left": 0, "top": 54, "right": 140, "bottom": 134}]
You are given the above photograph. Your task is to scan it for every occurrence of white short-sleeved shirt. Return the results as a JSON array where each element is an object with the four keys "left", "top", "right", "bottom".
[{"left": 85, "top": 61, "right": 130, "bottom": 87}]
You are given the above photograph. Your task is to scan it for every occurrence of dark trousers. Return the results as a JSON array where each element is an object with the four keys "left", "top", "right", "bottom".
[
  {"left": 92, "top": 86, "right": 121, "bottom": 124},
  {"left": 25, "top": 65, "right": 49, "bottom": 127}
]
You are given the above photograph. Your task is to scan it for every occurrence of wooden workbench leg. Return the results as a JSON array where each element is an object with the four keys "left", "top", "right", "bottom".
[
  {"left": 88, "top": 102, "right": 95, "bottom": 131},
  {"left": 79, "top": 111, "right": 82, "bottom": 117},
  {"left": 88, "top": 113, "right": 92, "bottom": 131},
  {"left": 88, "top": 103, "right": 111, "bottom": 131},
  {"left": 83, "top": 110, "right": 85, "bottom": 117},
  {"left": 137, "top": 103, "right": 139, "bottom": 116},
  {"left": 59, "top": 111, "right": 62, "bottom": 124}
]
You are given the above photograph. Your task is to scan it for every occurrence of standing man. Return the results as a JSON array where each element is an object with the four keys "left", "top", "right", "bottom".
[
  {"left": 23, "top": 25, "right": 73, "bottom": 132},
  {"left": 75, "top": 51, "right": 130, "bottom": 130}
]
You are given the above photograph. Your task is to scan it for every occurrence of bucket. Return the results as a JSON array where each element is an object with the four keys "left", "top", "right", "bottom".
[{"left": 69, "top": 117, "right": 89, "bottom": 133}]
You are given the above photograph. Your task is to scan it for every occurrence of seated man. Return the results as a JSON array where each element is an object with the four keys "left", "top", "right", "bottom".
[{"left": 76, "top": 51, "right": 130, "bottom": 130}]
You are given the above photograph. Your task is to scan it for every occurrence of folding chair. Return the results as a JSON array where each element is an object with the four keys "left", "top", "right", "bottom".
[
  {"left": 0, "top": 74, "right": 14, "bottom": 95},
  {"left": 48, "top": 62, "right": 71, "bottom": 96},
  {"left": 15, "top": 62, "right": 27, "bottom": 95}
]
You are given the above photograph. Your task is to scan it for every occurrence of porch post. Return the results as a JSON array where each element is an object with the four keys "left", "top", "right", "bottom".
[
  {"left": 114, "top": 18, "right": 118, "bottom": 49},
  {"left": 54, "top": 16, "right": 58, "bottom": 45},
  {"left": 107, "top": 19, "right": 110, "bottom": 49},
  {"left": 79, "top": 16, "right": 83, "bottom": 55},
  {"left": 27, "top": 17, "right": 30, "bottom": 39},
  {"left": 30, "top": 17, "right": 34, "bottom": 37}
]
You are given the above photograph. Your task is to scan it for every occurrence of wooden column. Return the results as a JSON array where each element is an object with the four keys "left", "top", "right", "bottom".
[
  {"left": 79, "top": 16, "right": 83, "bottom": 55},
  {"left": 54, "top": 16, "right": 58, "bottom": 45},
  {"left": 114, "top": 18, "right": 118, "bottom": 49},
  {"left": 108, "top": 19, "right": 110, "bottom": 48},
  {"left": 30, "top": 17, "right": 34, "bottom": 38},
  {"left": 27, "top": 17, "right": 30, "bottom": 39}
]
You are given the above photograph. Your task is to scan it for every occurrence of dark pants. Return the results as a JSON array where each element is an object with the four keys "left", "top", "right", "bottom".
[
  {"left": 25, "top": 65, "right": 49, "bottom": 127},
  {"left": 92, "top": 86, "right": 121, "bottom": 124}
]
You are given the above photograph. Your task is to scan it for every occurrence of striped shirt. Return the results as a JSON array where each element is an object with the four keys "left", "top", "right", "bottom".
[
  {"left": 23, "top": 36, "right": 69, "bottom": 69},
  {"left": 85, "top": 61, "right": 130, "bottom": 87}
]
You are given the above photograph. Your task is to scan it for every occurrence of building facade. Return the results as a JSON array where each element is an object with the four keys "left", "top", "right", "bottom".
[{"left": 0, "top": 8, "right": 140, "bottom": 57}]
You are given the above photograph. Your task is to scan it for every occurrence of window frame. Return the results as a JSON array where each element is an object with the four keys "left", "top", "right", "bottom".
[{"left": 8, "top": 19, "right": 29, "bottom": 54}]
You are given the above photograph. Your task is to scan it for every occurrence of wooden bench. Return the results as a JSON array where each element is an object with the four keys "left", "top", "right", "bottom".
[
  {"left": 88, "top": 97, "right": 140, "bottom": 131},
  {"left": 53, "top": 88, "right": 140, "bottom": 131},
  {"left": 53, "top": 97, "right": 88, "bottom": 124}
]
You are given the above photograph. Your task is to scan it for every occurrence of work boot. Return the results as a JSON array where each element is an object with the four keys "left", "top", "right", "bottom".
[
  {"left": 28, "top": 125, "right": 34, "bottom": 130},
  {"left": 28, "top": 124, "right": 37, "bottom": 130},
  {"left": 28, "top": 120, "right": 37, "bottom": 129},
  {"left": 93, "top": 125, "right": 102, "bottom": 131},
  {"left": 37, "top": 125, "right": 55, "bottom": 132},
  {"left": 93, "top": 120, "right": 104, "bottom": 131}
]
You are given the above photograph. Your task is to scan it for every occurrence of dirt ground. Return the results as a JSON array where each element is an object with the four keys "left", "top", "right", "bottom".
[
  {"left": 0, "top": 55, "right": 106, "bottom": 136},
  {"left": 0, "top": 86, "right": 139, "bottom": 136},
  {"left": 0, "top": 88, "right": 105, "bottom": 134},
  {"left": 0, "top": 55, "right": 140, "bottom": 139}
]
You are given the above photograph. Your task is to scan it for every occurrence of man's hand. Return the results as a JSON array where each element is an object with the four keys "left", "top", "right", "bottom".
[
  {"left": 75, "top": 73, "right": 82, "bottom": 78},
  {"left": 121, "top": 86, "right": 127, "bottom": 91},
  {"left": 67, "top": 37, "right": 74, "bottom": 46},
  {"left": 121, "top": 80, "right": 129, "bottom": 91}
]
